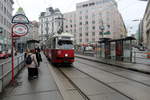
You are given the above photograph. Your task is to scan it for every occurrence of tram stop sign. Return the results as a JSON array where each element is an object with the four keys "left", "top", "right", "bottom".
[
  {"left": 11, "top": 13, "right": 29, "bottom": 37},
  {"left": 12, "top": 14, "right": 29, "bottom": 24},
  {"left": 12, "top": 24, "right": 28, "bottom": 37}
]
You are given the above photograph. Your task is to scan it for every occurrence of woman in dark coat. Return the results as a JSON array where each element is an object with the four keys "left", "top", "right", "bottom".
[{"left": 35, "top": 49, "right": 42, "bottom": 66}]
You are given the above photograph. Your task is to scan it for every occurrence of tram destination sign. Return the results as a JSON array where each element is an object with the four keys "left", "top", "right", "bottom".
[{"left": 12, "top": 24, "right": 28, "bottom": 37}]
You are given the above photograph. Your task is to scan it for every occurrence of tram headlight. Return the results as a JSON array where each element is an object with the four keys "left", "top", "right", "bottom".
[
  {"left": 65, "top": 54, "right": 68, "bottom": 57},
  {"left": 57, "top": 50, "right": 61, "bottom": 55}
]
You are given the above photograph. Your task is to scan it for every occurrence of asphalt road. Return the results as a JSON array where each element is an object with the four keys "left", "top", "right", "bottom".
[{"left": 59, "top": 57, "right": 150, "bottom": 100}]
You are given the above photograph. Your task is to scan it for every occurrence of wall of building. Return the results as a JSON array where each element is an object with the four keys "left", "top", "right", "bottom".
[
  {"left": 39, "top": 7, "right": 63, "bottom": 42},
  {"left": 143, "top": 0, "right": 150, "bottom": 49},
  {"left": 63, "top": 0, "right": 127, "bottom": 45},
  {"left": 0, "top": 0, "right": 14, "bottom": 51}
]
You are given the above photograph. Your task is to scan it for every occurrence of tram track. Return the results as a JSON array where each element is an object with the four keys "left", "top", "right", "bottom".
[
  {"left": 76, "top": 59, "right": 150, "bottom": 88},
  {"left": 58, "top": 65, "right": 134, "bottom": 100},
  {"left": 57, "top": 66, "right": 90, "bottom": 100}
]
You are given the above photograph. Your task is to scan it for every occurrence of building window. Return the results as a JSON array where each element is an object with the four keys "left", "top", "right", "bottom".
[
  {"left": 83, "top": 4, "right": 88, "bottom": 7},
  {"left": 92, "top": 26, "right": 95, "bottom": 30},
  {"left": 92, "top": 32, "right": 95, "bottom": 36},
  {"left": 80, "top": 11, "right": 82, "bottom": 14},
  {"left": 66, "top": 25, "right": 68, "bottom": 28},
  {"left": 79, "top": 22, "right": 82, "bottom": 25},
  {"left": 80, "top": 33, "right": 82, "bottom": 36},
  {"left": 85, "top": 21, "right": 88, "bottom": 25},
  {"left": 99, "top": 13, "right": 102, "bottom": 17},
  {"left": 85, "top": 27, "right": 88, "bottom": 30},
  {"left": 79, "top": 16, "right": 82, "bottom": 20},
  {"left": 70, "top": 20, "right": 72, "bottom": 23},
  {"left": 92, "top": 20, "right": 95, "bottom": 24},
  {"left": 89, "top": 3, "right": 95, "bottom": 6},
  {"left": 86, "top": 39, "right": 89, "bottom": 42},
  {"left": 70, "top": 25, "right": 72, "bottom": 28},
  {"left": 79, "top": 27, "right": 82, "bottom": 31},
  {"left": 85, "top": 16, "right": 88, "bottom": 19},
  {"left": 86, "top": 32, "right": 88, "bottom": 36},
  {"left": 99, "top": 31, "right": 103, "bottom": 35},
  {"left": 92, "top": 13, "right": 95, "bottom": 18},
  {"left": 80, "top": 39, "right": 82, "bottom": 42},
  {"left": 92, "top": 38, "right": 95, "bottom": 42},
  {"left": 4, "top": 7, "right": 6, "bottom": 14}
]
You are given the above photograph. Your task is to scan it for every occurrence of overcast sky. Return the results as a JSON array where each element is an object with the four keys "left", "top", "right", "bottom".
[{"left": 13, "top": 0, "right": 148, "bottom": 35}]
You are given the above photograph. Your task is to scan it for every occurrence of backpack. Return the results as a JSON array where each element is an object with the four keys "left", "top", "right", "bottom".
[{"left": 25, "top": 55, "right": 32, "bottom": 65}]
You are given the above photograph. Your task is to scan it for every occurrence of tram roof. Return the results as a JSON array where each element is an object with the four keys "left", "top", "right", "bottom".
[
  {"left": 109, "top": 36, "right": 136, "bottom": 42},
  {"left": 52, "top": 33, "right": 73, "bottom": 37},
  {"left": 99, "top": 37, "right": 136, "bottom": 43},
  {"left": 27, "top": 40, "right": 40, "bottom": 44}
]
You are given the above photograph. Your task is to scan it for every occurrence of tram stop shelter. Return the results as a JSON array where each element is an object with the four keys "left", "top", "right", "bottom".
[
  {"left": 26, "top": 40, "right": 40, "bottom": 51},
  {"left": 97, "top": 37, "right": 136, "bottom": 63}
]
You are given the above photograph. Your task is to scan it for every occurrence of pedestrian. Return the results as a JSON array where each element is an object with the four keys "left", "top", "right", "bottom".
[
  {"left": 24, "top": 49, "right": 29, "bottom": 59},
  {"left": 35, "top": 49, "right": 42, "bottom": 66},
  {"left": 26, "top": 49, "right": 39, "bottom": 80}
]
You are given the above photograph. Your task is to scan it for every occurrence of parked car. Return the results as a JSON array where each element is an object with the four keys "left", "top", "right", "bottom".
[
  {"left": 84, "top": 46, "right": 95, "bottom": 56},
  {"left": 0, "top": 51, "right": 9, "bottom": 59}
]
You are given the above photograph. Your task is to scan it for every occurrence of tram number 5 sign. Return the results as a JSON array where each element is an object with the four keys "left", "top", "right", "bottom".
[{"left": 12, "top": 24, "right": 28, "bottom": 37}]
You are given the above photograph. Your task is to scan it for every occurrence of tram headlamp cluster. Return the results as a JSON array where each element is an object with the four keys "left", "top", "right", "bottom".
[
  {"left": 65, "top": 54, "right": 68, "bottom": 57},
  {"left": 57, "top": 50, "right": 61, "bottom": 55}
]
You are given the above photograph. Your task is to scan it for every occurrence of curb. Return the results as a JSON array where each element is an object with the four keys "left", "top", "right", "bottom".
[
  {"left": 76, "top": 56, "right": 150, "bottom": 74},
  {"left": 46, "top": 61, "right": 71, "bottom": 100}
]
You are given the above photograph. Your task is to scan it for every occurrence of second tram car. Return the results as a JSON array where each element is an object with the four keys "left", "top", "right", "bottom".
[{"left": 44, "top": 33, "right": 74, "bottom": 64}]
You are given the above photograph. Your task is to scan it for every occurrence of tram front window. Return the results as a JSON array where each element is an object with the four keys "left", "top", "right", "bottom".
[{"left": 58, "top": 40, "right": 74, "bottom": 49}]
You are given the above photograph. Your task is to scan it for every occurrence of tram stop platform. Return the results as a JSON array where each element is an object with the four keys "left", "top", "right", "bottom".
[
  {"left": 0, "top": 53, "right": 63, "bottom": 100},
  {"left": 76, "top": 54, "right": 150, "bottom": 74}
]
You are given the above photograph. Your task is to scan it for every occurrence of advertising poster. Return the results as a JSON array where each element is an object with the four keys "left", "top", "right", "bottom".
[
  {"left": 110, "top": 42, "right": 116, "bottom": 60},
  {"left": 123, "top": 40, "right": 131, "bottom": 62}
]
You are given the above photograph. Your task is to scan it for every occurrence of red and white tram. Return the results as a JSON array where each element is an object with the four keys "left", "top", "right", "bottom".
[{"left": 44, "top": 33, "right": 74, "bottom": 64}]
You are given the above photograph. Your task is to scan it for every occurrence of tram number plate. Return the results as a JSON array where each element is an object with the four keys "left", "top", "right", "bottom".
[{"left": 62, "top": 37, "right": 70, "bottom": 40}]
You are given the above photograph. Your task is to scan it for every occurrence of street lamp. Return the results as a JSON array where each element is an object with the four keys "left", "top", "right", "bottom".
[
  {"left": 100, "top": 26, "right": 105, "bottom": 38},
  {"left": 138, "top": 0, "right": 148, "bottom": 1}
]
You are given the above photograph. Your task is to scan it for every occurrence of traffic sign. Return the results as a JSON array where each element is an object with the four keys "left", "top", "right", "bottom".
[
  {"left": 12, "top": 14, "right": 29, "bottom": 24},
  {"left": 12, "top": 24, "right": 28, "bottom": 37}
]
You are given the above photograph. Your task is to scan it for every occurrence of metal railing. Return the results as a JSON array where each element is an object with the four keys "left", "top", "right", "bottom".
[
  {"left": 0, "top": 54, "right": 24, "bottom": 92},
  {"left": 132, "top": 51, "right": 150, "bottom": 65}
]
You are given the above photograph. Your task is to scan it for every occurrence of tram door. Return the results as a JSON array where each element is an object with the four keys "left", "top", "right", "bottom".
[{"left": 116, "top": 40, "right": 123, "bottom": 61}]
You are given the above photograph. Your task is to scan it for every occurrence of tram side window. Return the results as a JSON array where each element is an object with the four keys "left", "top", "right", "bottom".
[{"left": 52, "top": 38, "right": 56, "bottom": 49}]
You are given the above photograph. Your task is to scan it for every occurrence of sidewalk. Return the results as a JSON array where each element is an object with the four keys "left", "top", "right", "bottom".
[
  {"left": 0, "top": 53, "right": 63, "bottom": 100},
  {"left": 76, "top": 54, "right": 150, "bottom": 74}
]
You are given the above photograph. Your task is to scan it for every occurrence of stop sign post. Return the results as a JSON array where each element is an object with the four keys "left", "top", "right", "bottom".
[{"left": 11, "top": 13, "right": 29, "bottom": 83}]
